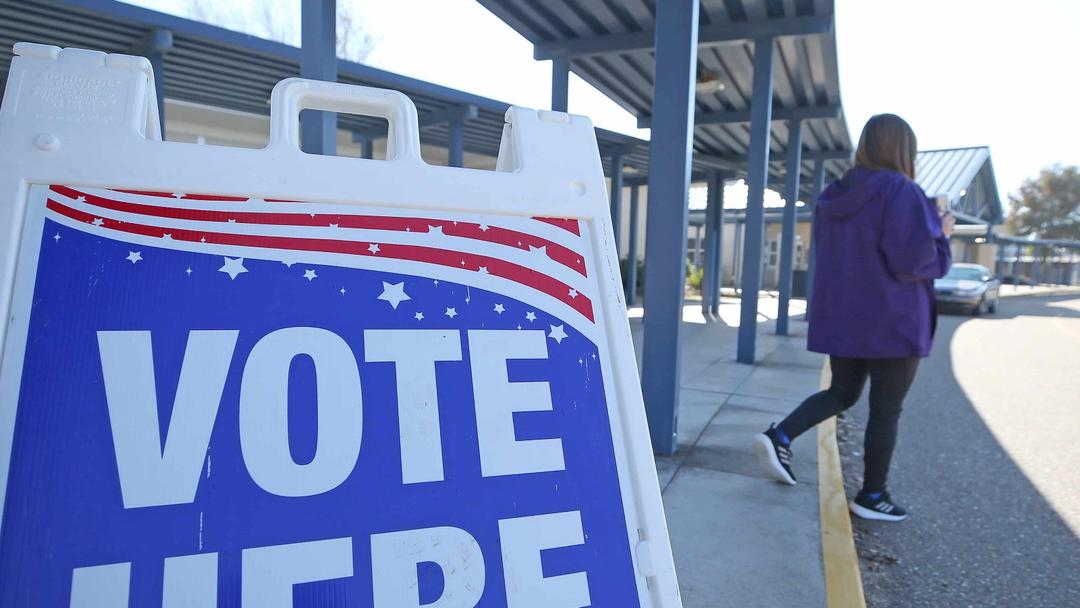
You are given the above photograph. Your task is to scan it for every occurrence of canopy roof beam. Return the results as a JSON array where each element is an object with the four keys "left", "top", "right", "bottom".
[
  {"left": 351, "top": 103, "right": 479, "bottom": 141},
  {"left": 639, "top": 103, "right": 840, "bottom": 129},
  {"left": 598, "top": 142, "right": 641, "bottom": 157},
  {"left": 691, "top": 148, "right": 848, "bottom": 174},
  {"left": 534, "top": 15, "right": 833, "bottom": 61}
]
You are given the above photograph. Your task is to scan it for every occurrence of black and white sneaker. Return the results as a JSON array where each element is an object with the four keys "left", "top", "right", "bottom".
[
  {"left": 753, "top": 424, "right": 797, "bottom": 485},
  {"left": 849, "top": 490, "right": 909, "bottom": 522}
]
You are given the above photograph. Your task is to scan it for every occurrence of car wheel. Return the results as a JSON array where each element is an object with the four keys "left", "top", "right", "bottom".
[{"left": 972, "top": 297, "right": 984, "bottom": 316}]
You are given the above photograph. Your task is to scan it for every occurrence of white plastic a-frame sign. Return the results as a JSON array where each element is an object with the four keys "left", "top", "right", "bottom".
[{"left": 0, "top": 43, "right": 681, "bottom": 607}]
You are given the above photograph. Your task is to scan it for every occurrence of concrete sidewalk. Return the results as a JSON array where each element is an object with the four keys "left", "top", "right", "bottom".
[{"left": 629, "top": 299, "right": 835, "bottom": 607}]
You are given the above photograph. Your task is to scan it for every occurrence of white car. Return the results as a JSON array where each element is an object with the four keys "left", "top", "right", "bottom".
[{"left": 934, "top": 263, "right": 1001, "bottom": 315}]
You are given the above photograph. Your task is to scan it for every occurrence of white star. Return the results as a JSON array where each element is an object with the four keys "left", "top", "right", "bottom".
[
  {"left": 548, "top": 324, "right": 568, "bottom": 344},
  {"left": 516, "top": 324, "right": 523, "bottom": 330},
  {"left": 579, "top": 358, "right": 584, "bottom": 365},
  {"left": 427, "top": 225, "right": 444, "bottom": 236},
  {"left": 185, "top": 267, "right": 192, "bottom": 276},
  {"left": 53, "top": 232, "right": 61, "bottom": 242},
  {"left": 433, "top": 279, "right": 440, "bottom": 286},
  {"left": 162, "top": 233, "right": 173, "bottom": 240},
  {"left": 126, "top": 251, "right": 142, "bottom": 264},
  {"left": 529, "top": 245, "right": 548, "bottom": 257},
  {"left": 445, "top": 307, "right": 458, "bottom": 319},
  {"left": 76, "top": 196, "right": 87, "bottom": 202},
  {"left": 591, "top": 353, "right": 597, "bottom": 359},
  {"left": 218, "top": 256, "right": 247, "bottom": 279},
  {"left": 414, "top": 312, "right": 424, "bottom": 321},
  {"left": 92, "top": 218, "right": 104, "bottom": 226},
  {"left": 478, "top": 223, "right": 490, "bottom": 232},
  {"left": 378, "top": 281, "right": 410, "bottom": 309},
  {"left": 460, "top": 260, "right": 466, "bottom": 266},
  {"left": 478, "top": 266, "right": 489, "bottom": 274},
  {"left": 568, "top": 288, "right": 578, "bottom": 299},
  {"left": 340, "top": 287, "right": 346, "bottom": 295},
  {"left": 494, "top": 303, "right": 505, "bottom": 314},
  {"left": 329, "top": 223, "right": 339, "bottom": 228},
  {"left": 171, "top": 192, "right": 184, "bottom": 199},
  {"left": 368, "top": 243, "right": 380, "bottom": 254},
  {"left": 525, "top": 311, "right": 537, "bottom": 322},
  {"left": 303, "top": 269, "right": 318, "bottom": 281},
  {"left": 200, "top": 237, "right": 207, "bottom": 243}
]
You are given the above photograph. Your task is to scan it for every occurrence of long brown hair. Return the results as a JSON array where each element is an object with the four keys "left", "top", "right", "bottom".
[{"left": 853, "top": 114, "right": 917, "bottom": 180}]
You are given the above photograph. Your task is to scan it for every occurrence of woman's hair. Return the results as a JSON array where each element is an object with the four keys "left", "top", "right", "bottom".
[{"left": 853, "top": 114, "right": 918, "bottom": 180}]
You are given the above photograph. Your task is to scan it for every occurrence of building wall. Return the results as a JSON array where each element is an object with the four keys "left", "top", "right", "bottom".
[
  {"left": 163, "top": 98, "right": 497, "bottom": 169},
  {"left": 949, "top": 240, "right": 1000, "bottom": 270}
]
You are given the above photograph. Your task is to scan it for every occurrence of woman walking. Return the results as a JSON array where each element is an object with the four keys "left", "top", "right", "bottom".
[{"left": 753, "top": 114, "right": 954, "bottom": 522}]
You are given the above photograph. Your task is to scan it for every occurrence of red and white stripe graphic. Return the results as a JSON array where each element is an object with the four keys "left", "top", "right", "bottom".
[{"left": 45, "top": 185, "right": 597, "bottom": 322}]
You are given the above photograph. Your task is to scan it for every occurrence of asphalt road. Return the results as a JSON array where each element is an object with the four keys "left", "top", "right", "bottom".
[{"left": 836, "top": 293, "right": 1080, "bottom": 607}]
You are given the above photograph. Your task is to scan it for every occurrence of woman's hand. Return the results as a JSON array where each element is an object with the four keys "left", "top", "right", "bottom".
[{"left": 941, "top": 210, "right": 956, "bottom": 237}]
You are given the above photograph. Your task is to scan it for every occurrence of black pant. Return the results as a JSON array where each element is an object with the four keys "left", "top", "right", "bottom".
[{"left": 777, "top": 356, "right": 920, "bottom": 493}]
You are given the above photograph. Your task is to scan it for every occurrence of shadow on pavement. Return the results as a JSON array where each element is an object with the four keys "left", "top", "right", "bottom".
[{"left": 839, "top": 294, "right": 1080, "bottom": 607}]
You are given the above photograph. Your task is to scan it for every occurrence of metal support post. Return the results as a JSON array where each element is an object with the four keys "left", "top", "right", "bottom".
[
  {"left": 641, "top": 0, "right": 700, "bottom": 454},
  {"left": 736, "top": 37, "right": 775, "bottom": 363},
  {"left": 776, "top": 119, "right": 803, "bottom": 335},
  {"left": 701, "top": 171, "right": 719, "bottom": 316},
  {"left": 139, "top": 28, "right": 172, "bottom": 138},
  {"left": 804, "top": 159, "right": 827, "bottom": 319},
  {"left": 301, "top": 0, "right": 337, "bottom": 155},
  {"left": 711, "top": 172, "right": 725, "bottom": 314},
  {"left": 551, "top": 57, "right": 569, "bottom": 112},
  {"left": 627, "top": 185, "right": 641, "bottom": 305},
  {"left": 448, "top": 119, "right": 465, "bottom": 167},
  {"left": 692, "top": 226, "right": 702, "bottom": 266},
  {"left": 733, "top": 219, "right": 744, "bottom": 290},
  {"left": 610, "top": 154, "right": 624, "bottom": 254},
  {"left": 352, "top": 132, "right": 374, "bottom": 159}
]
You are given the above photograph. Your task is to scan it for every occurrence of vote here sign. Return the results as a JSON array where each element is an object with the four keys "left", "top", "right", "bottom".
[{"left": 0, "top": 184, "right": 648, "bottom": 607}]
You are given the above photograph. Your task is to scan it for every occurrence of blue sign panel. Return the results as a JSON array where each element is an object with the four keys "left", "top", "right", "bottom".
[{"left": 0, "top": 185, "right": 642, "bottom": 607}]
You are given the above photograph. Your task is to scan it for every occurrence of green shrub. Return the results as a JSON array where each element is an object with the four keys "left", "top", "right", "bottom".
[{"left": 687, "top": 264, "right": 704, "bottom": 290}]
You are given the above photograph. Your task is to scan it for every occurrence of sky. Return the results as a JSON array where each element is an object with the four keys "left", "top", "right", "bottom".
[{"left": 127, "top": 0, "right": 1080, "bottom": 204}]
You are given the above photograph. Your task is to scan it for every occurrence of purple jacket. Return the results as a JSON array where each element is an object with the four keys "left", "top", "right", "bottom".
[{"left": 807, "top": 167, "right": 952, "bottom": 358}]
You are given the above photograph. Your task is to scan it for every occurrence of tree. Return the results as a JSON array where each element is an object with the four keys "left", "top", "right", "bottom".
[
  {"left": 1007, "top": 165, "right": 1080, "bottom": 241},
  {"left": 189, "top": 0, "right": 379, "bottom": 63}
]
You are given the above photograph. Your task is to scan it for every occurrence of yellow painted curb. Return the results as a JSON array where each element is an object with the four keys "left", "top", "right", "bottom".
[{"left": 817, "top": 364, "right": 867, "bottom": 608}]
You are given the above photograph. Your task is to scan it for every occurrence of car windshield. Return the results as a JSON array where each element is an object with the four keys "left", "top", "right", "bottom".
[{"left": 943, "top": 267, "right": 986, "bottom": 281}]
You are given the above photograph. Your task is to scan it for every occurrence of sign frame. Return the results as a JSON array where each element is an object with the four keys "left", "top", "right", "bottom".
[{"left": 0, "top": 43, "right": 680, "bottom": 607}]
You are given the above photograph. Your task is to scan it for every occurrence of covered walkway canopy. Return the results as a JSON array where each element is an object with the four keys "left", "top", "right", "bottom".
[
  {"left": 916, "top": 146, "right": 1004, "bottom": 226},
  {"left": 3, "top": 0, "right": 735, "bottom": 180},
  {"left": 3, "top": 0, "right": 734, "bottom": 315},
  {"left": 479, "top": 0, "right": 852, "bottom": 452},
  {"left": 478, "top": 0, "right": 853, "bottom": 194},
  {"left": 994, "top": 233, "right": 1080, "bottom": 287}
]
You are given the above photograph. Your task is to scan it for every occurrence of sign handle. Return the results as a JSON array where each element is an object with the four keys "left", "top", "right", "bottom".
[{"left": 267, "top": 78, "right": 423, "bottom": 164}]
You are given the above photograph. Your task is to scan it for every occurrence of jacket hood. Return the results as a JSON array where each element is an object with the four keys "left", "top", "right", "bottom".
[{"left": 817, "top": 167, "right": 904, "bottom": 220}]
